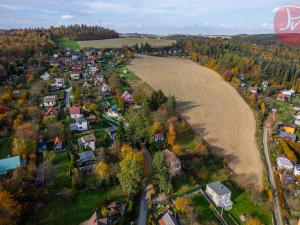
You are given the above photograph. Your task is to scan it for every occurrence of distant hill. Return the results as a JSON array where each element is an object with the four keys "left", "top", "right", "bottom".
[
  {"left": 232, "top": 34, "right": 279, "bottom": 45},
  {"left": 0, "top": 29, "right": 7, "bottom": 34}
]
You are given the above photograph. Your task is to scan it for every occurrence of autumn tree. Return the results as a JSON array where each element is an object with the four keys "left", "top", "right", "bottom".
[
  {"left": 95, "top": 161, "right": 109, "bottom": 180},
  {"left": 151, "top": 122, "right": 163, "bottom": 134},
  {"left": 173, "top": 197, "right": 191, "bottom": 214},
  {"left": 152, "top": 151, "right": 172, "bottom": 193},
  {"left": 167, "top": 123, "right": 176, "bottom": 146},
  {"left": 12, "top": 122, "right": 38, "bottom": 158},
  {"left": 246, "top": 218, "right": 264, "bottom": 225},
  {"left": 280, "top": 139, "right": 298, "bottom": 163},
  {"left": 120, "top": 144, "right": 134, "bottom": 159},
  {"left": 117, "top": 152, "right": 144, "bottom": 195},
  {"left": 0, "top": 191, "right": 21, "bottom": 225}
]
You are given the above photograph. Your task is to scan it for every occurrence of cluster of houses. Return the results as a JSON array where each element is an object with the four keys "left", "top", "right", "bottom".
[
  {"left": 38, "top": 47, "right": 136, "bottom": 175},
  {"left": 277, "top": 89, "right": 296, "bottom": 102}
]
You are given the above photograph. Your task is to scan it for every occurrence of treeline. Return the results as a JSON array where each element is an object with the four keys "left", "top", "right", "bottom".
[
  {"left": 181, "top": 38, "right": 300, "bottom": 90},
  {"left": 49, "top": 24, "right": 119, "bottom": 41}
]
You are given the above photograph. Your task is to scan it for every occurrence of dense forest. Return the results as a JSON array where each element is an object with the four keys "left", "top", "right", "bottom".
[
  {"left": 180, "top": 37, "right": 300, "bottom": 90},
  {"left": 50, "top": 24, "right": 119, "bottom": 41}
]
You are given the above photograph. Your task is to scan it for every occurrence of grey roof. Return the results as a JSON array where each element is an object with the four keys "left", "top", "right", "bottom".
[
  {"left": 279, "top": 131, "right": 297, "bottom": 141},
  {"left": 295, "top": 164, "right": 300, "bottom": 171},
  {"left": 77, "top": 151, "right": 95, "bottom": 165},
  {"left": 207, "top": 181, "right": 231, "bottom": 196},
  {"left": 160, "top": 212, "right": 179, "bottom": 225}
]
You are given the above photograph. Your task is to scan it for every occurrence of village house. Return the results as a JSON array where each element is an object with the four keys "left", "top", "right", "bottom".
[
  {"left": 294, "top": 112, "right": 300, "bottom": 126},
  {"left": 159, "top": 211, "right": 179, "bottom": 225},
  {"left": 277, "top": 89, "right": 295, "bottom": 102},
  {"left": 76, "top": 151, "right": 96, "bottom": 173},
  {"left": 122, "top": 91, "right": 133, "bottom": 103},
  {"left": 279, "top": 123, "right": 296, "bottom": 134},
  {"left": 44, "top": 107, "right": 58, "bottom": 117},
  {"left": 43, "top": 95, "right": 56, "bottom": 107},
  {"left": 106, "top": 126, "right": 118, "bottom": 142},
  {"left": 54, "top": 136, "right": 63, "bottom": 151},
  {"left": 101, "top": 83, "right": 111, "bottom": 94},
  {"left": 40, "top": 72, "right": 50, "bottom": 80},
  {"left": 70, "top": 72, "right": 80, "bottom": 80},
  {"left": 278, "top": 131, "right": 297, "bottom": 142},
  {"left": 70, "top": 117, "right": 88, "bottom": 132},
  {"left": 205, "top": 181, "right": 233, "bottom": 210},
  {"left": 248, "top": 87, "right": 258, "bottom": 94},
  {"left": 107, "top": 108, "right": 119, "bottom": 118},
  {"left": 78, "top": 133, "right": 96, "bottom": 151},
  {"left": 88, "top": 66, "right": 98, "bottom": 74},
  {"left": 153, "top": 133, "right": 165, "bottom": 142},
  {"left": 262, "top": 80, "right": 269, "bottom": 89},
  {"left": 69, "top": 107, "right": 81, "bottom": 119},
  {"left": 294, "top": 164, "right": 300, "bottom": 176},
  {"left": 164, "top": 149, "right": 181, "bottom": 177},
  {"left": 277, "top": 156, "right": 294, "bottom": 171},
  {"left": 0, "top": 156, "right": 21, "bottom": 176},
  {"left": 94, "top": 75, "right": 104, "bottom": 85},
  {"left": 52, "top": 78, "right": 65, "bottom": 88}
]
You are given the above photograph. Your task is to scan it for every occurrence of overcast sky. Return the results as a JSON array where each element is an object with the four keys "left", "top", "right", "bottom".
[{"left": 0, "top": 0, "right": 291, "bottom": 34}]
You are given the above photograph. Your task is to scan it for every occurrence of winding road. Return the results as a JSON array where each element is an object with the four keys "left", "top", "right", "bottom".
[{"left": 263, "top": 122, "right": 283, "bottom": 225}]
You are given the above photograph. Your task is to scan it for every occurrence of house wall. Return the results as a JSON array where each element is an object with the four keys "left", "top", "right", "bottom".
[
  {"left": 77, "top": 122, "right": 88, "bottom": 131},
  {"left": 205, "top": 186, "right": 231, "bottom": 207},
  {"left": 71, "top": 114, "right": 81, "bottom": 119},
  {"left": 44, "top": 101, "right": 55, "bottom": 107}
]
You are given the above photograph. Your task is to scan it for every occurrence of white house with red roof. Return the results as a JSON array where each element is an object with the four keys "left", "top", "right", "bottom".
[{"left": 69, "top": 107, "right": 81, "bottom": 119}]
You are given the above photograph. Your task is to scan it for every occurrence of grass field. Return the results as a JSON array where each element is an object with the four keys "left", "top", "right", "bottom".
[
  {"left": 0, "top": 136, "right": 12, "bottom": 158},
  {"left": 230, "top": 192, "right": 272, "bottom": 224},
  {"left": 115, "top": 66, "right": 141, "bottom": 82},
  {"left": 55, "top": 38, "right": 80, "bottom": 50},
  {"left": 38, "top": 187, "right": 125, "bottom": 225},
  {"left": 128, "top": 54, "right": 263, "bottom": 191},
  {"left": 78, "top": 37, "right": 176, "bottom": 49}
]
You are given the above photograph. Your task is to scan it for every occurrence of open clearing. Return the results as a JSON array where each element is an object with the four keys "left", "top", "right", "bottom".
[
  {"left": 128, "top": 55, "right": 263, "bottom": 190},
  {"left": 77, "top": 37, "right": 176, "bottom": 49}
]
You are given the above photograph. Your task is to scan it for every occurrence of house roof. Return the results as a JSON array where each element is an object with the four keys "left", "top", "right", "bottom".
[
  {"left": 77, "top": 151, "right": 96, "bottom": 165},
  {"left": 277, "top": 156, "right": 294, "bottom": 168},
  {"left": 44, "top": 107, "right": 58, "bottom": 116},
  {"left": 43, "top": 95, "right": 56, "bottom": 101},
  {"left": 69, "top": 107, "right": 80, "bottom": 115},
  {"left": 78, "top": 133, "right": 96, "bottom": 145},
  {"left": 0, "top": 156, "right": 21, "bottom": 175},
  {"left": 159, "top": 212, "right": 179, "bottom": 225},
  {"left": 207, "top": 181, "right": 231, "bottom": 196},
  {"left": 279, "top": 131, "right": 297, "bottom": 141}
]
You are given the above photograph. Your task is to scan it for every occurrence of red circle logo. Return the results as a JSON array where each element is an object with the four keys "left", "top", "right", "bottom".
[{"left": 274, "top": 3, "right": 300, "bottom": 45}]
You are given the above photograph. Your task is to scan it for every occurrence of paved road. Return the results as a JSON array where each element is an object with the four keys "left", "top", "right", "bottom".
[
  {"left": 65, "top": 86, "right": 72, "bottom": 108},
  {"left": 263, "top": 122, "right": 283, "bottom": 225},
  {"left": 137, "top": 144, "right": 152, "bottom": 225}
]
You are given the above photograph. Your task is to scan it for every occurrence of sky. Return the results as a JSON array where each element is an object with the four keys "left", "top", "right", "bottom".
[{"left": 0, "top": 0, "right": 292, "bottom": 35}]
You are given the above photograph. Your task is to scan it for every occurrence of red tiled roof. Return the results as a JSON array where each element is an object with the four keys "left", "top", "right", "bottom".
[
  {"left": 69, "top": 107, "right": 80, "bottom": 115},
  {"left": 44, "top": 107, "right": 58, "bottom": 116}
]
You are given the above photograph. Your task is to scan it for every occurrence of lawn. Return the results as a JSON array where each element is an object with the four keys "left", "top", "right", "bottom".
[
  {"left": 54, "top": 37, "right": 80, "bottom": 50},
  {"left": 192, "top": 193, "right": 218, "bottom": 222},
  {"left": 0, "top": 136, "right": 12, "bottom": 158},
  {"left": 38, "top": 186, "right": 126, "bottom": 225},
  {"left": 230, "top": 192, "right": 272, "bottom": 225},
  {"left": 115, "top": 66, "right": 141, "bottom": 82},
  {"left": 48, "top": 151, "right": 70, "bottom": 195},
  {"left": 174, "top": 120, "right": 197, "bottom": 150},
  {"left": 268, "top": 98, "right": 295, "bottom": 123}
]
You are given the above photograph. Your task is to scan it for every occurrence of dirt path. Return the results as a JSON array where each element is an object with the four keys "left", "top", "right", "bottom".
[{"left": 128, "top": 55, "right": 263, "bottom": 190}]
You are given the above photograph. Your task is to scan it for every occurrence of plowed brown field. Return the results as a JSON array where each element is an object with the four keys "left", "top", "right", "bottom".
[{"left": 128, "top": 54, "right": 263, "bottom": 190}]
